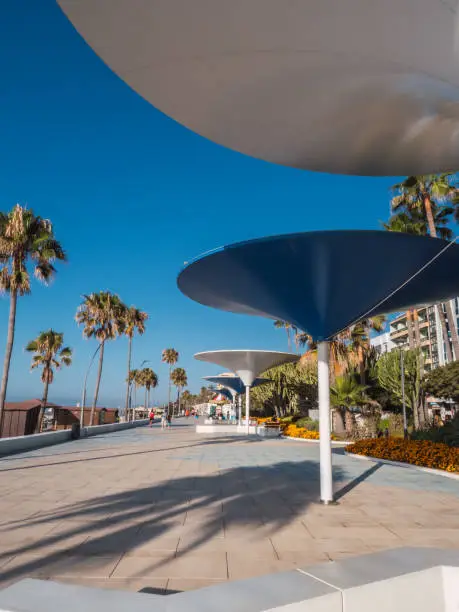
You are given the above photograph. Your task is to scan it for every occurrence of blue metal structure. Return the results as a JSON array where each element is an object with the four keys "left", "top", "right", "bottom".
[
  {"left": 178, "top": 230, "right": 459, "bottom": 341},
  {"left": 204, "top": 375, "right": 270, "bottom": 396},
  {"left": 178, "top": 230, "right": 459, "bottom": 504}
]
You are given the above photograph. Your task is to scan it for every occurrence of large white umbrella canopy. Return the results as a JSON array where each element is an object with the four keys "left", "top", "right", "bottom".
[
  {"left": 195, "top": 350, "right": 299, "bottom": 386},
  {"left": 196, "top": 351, "right": 299, "bottom": 432},
  {"left": 58, "top": 0, "right": 459, "bottom": 175}
]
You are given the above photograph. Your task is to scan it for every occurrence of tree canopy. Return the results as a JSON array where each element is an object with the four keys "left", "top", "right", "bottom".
[
  {"left": 422, "top": 361, "right": 459, "bottom": 402},
  {"left": 251, "top": 361, "right": 317, "bottom": 417}
]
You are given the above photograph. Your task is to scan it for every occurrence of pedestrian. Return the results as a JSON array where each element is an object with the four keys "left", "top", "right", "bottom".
[
  {"left": 149, "top": 409, "right": 155, "bottom": 427},
  {"left": 167, "top": 412, "right": 172, "bottom": 427},
  {"left": 161, "top": 409, "right": 168, "bottom": 430}
]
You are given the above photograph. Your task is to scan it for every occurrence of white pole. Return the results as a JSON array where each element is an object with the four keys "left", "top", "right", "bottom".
[
  {"left": 238, "top": 395, "right": 242, "bottom": 425},
  {"left": 318, "top": 341, "right": 333, "bottom": 504},
  {"left": 245, "top": 385, "right": 250, "bottom": 434}
]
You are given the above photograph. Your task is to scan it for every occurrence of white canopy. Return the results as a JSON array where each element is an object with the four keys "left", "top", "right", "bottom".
[{"left": 58, "top": 0, "right": 459, "bottom": 175}]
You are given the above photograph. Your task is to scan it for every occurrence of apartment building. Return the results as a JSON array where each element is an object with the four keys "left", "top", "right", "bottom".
[{"left": 387, "top": 299, "right": 459, "bottom": 371}]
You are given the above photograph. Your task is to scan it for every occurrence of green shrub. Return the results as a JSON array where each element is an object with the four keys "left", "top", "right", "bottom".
[
  {"left": 411, "top": 414, "right": 459, "bottom": 448},
  {"left": 295, "top": 417, "right": 319, "bottom": 431}
]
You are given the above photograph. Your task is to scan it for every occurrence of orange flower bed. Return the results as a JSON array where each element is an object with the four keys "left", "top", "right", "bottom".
[
  {"left": 283, "top": 423, "right": 336, "bottom": 441},
  {"left": 347, "top": 438, "right": 459, "bottom": 473}
]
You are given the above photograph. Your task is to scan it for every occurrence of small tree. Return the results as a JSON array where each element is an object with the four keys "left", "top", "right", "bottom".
[
  {"left": 376, "top": 349, "right": 424, "bottom": 429},
  {"left": 422, "top": 361, "right": 459, "bottom": 402},
  {"left": 26, "top": 330, "right": 72, "bottom": 433},
  {"left": 330, "top": 375, "right": 370, "bottom": 435}
]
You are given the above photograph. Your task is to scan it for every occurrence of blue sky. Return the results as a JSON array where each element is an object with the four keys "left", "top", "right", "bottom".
[{"left": 0, "top": 0, "right": 400, "bottom": 407}]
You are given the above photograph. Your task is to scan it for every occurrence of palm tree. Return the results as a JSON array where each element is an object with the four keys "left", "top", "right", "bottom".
[
  {"left": 171, "top": 367, "right": 187, "bottom": 416},
  {"left": 350, "top": 316, "right": 386, "bottom": 384},
  {"left": 162, "top": 348, "right": 179, "bottom": 413},
  {"left": 26, "top": 330, "right": 72, "bottom": 433},
  {"left": 299, "top": 332, "right": 350, "bottom": 383},
  {"left": 273, "top": 320, "right": 297, "bottom": 352},
  {"left": 76, "top": 291, "right": 125, "bottom": 425},
  {"left": 182, "top": 389, "right": 191, "bottom": 411},
  {"left": 0, "top": 204, "right": 66, "bottom": 427},
  {"left": 390, "top": 174, "right": 459, "bottom": 361},
  {"left": 330, "top": 375, "right": 370, "bottom": 435},
  {"left": 140, "top": 367, "right": 158, "bottom": 412},
  {"left": 123, "top": 306, "right": 148, "bottom": 419}
]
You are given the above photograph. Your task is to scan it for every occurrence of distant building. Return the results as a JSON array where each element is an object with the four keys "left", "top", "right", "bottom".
[
  {"left": 370, "top": 332, "right": 394, "bottom": 356},
  {"left": 387, "top": 299, "right": 459, "bottom": 371}
]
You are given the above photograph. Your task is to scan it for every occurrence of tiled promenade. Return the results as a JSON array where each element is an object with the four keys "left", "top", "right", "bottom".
[{"left": 0, "top": 420, "right": 458, "bottom": 595}]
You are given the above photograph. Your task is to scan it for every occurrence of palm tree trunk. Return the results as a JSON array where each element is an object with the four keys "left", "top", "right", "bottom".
[
  {"left": 357, "top": 345, "right": 365, "bottom": 385},
  {"left": 91, "top": 341, "right": 105, "bottom": 426},
  {"left": 412, "top": 309, "right": 421, "bottom": 347},
  {"left": 0, "top": 290, "right": 18, "bottom": 432},
  {"left": 35, "top": 372, "right": 50, "bottom": 434},
  {"left": 423, "top": 195, "right": 437, "bottom": 238},
  {"left": 168, "top": 365, "right": 172, "bottom": 414},
  {"left": 344, "top": 408, "right": 354, "bottom": 435},
  {"left": 178, "top": 388, "right": 181, "bottom": 415},
  {"left": 444, "top": 300, "right": 459, "bottom": 361},
  {"left": 144, "top": 387, "right": 147, "bottom": 412},
  {"left": 286, "top": 328, "right": 291, "bottom": 352},
  {"left": 406, "top": 311, "right": 415, "bottom": 350},
  {"left": 125, "top": 335, "right": 132, "bottom": 420}
]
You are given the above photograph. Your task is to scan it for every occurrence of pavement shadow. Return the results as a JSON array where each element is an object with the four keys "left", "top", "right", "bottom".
[{"left": 0, "top": 456, "right": 349, "bottom": 590}]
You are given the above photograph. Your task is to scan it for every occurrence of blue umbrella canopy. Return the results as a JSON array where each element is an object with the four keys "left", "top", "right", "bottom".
[
  {"left": 204, "top": 375, "right": 270, "bottom": 395},
  {"left": 178, "top": 230, "right": 459, "bottom": 341}
]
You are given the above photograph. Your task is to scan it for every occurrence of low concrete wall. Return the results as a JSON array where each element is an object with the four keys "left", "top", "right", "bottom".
[
  {"left": 0, "top": 429, "right": 72, "bottom": 456},
  {"left": 0, "top": 419, "right": 149, "bottom": 457},
  {"left": 196, "top": 424, "right": 259, "bottom": 435},
  {"left": 1, "top": 548, "right": 458, "bottom": 612},
  {"left": 82, "top": 419, "right": 149, "bottom": 437}
]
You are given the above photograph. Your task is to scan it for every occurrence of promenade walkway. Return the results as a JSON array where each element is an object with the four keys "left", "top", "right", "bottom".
[{"left": 0, "top": 420, "right": 458, "bottom": 595}]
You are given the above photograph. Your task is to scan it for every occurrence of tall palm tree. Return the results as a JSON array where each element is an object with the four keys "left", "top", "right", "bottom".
[
  {"left": 0, "top": 204, "right": 66, "bottom": 427},
  {"left": 273, "top": 320, "right": 297, "bottom": 352},
  {"left": 390, "top": 174, "right": 459, "bottom": 361},
  {"left": 162, "top": 348, "right": 179, "bottom": 413},
  {"left": 26, "top": 330, "right": 72, "bottom": 433},
  {"left": 171, "top": 367, "right": 187, "bottom": 416},
  {"left": 76, "top": 291, "right": 124, "bottom": 425},
  {"left": 141, "top": 368, "right": 159, "bottom": 411},
  {"left": 330, "top": 375, "right": 370, "bottom": 435},
  {"left": 123, "top": 306, "right": 148, "bottom": 419}
]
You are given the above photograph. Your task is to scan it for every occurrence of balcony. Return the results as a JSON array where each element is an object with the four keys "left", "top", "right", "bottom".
[{"left": 390, "top": 328, "right": 408, "bottom": 340}]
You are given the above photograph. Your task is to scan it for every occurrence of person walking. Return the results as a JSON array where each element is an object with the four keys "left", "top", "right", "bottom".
[
  {"left": 161, "top": 409, "right": 168, "bottom": 430},
  {"left": 149, "top": 409, "right": 155, "bottom": 427}
]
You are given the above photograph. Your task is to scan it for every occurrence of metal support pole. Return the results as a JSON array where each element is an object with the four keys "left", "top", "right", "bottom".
[
  {"left": 80, "top": 344, "right": 102, "bottom": 425},
  {"left": 401, "top": 349, "right": 408, "bottom": 439},
  {"left": 238, "top": 395, "right": 242, "bottom": 425},
  {"left": 245, "top": 385, "right": 251, "bottom": 434},
  {"left": 318, "top": 341, "right": 333, "bottom": 504}
]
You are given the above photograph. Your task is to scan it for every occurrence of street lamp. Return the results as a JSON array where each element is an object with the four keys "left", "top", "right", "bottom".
[{"left": 80, "top": 344, "right": 102, "bottom": 425}]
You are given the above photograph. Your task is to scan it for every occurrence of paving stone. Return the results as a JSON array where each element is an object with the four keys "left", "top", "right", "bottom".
[{"left": 0, "top": 422, "right": 457, "bottom": 593}]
